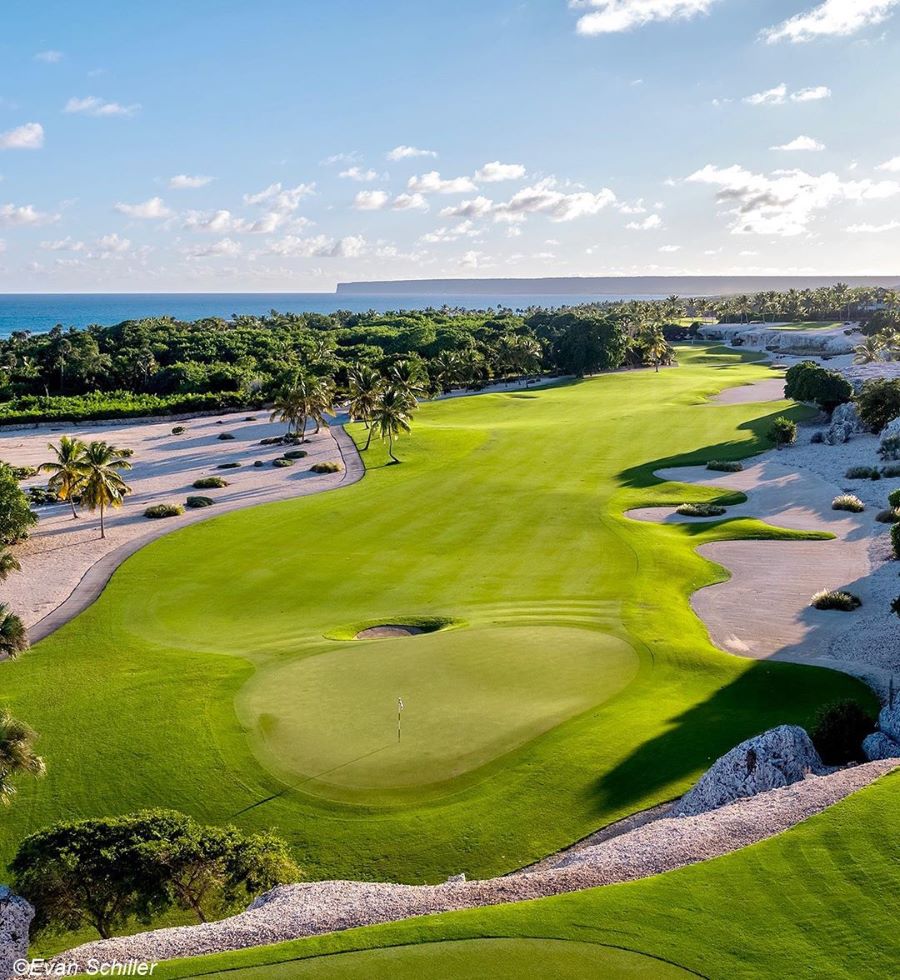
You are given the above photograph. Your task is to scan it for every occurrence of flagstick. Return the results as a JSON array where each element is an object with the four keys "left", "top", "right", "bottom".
[{"left": 397, "top": 697, "right": 404, "bottom": 743}]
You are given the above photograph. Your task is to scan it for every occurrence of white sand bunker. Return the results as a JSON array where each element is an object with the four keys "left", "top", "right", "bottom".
[
  {"left": 355, "top": 625, "right": 424, "bottom": 639},
  {"left": 709, "top": 377, "right": 787, "bottom": 405}
]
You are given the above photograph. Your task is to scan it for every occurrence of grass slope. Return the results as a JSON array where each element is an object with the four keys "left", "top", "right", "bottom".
[
  {"left": 155, "top": 771, "right": 900, "bottom": 980},
  {"left": 1, "top": 346, "right": 871, "bottom": 898}
]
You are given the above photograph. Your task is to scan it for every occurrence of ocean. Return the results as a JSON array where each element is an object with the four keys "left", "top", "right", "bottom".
[{"left": 0, "top": 292, "right": 665, "bottom": 337}]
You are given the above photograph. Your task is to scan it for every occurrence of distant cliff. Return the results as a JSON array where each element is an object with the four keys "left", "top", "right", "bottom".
[{"left": 336, "top": 276, "right": 900, "bottom": 298}]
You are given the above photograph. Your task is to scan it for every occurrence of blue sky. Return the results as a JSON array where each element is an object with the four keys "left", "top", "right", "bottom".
[{"left": 2, "top": 0, "right": 900, "bottom": 291}]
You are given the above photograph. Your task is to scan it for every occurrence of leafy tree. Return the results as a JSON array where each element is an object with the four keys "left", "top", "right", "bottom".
[
  {"left": 371, "top": 387, "right": 415, "bottom": 463},
  {"left": 857, "top": 379, "right": 900, "bottom": 433},
  {"left": 39, "top": 435, "right": 87, "bottom": 519},
  {"left": 0, "top": 604, "right": 28, "bottom": 660},
  {"left": 0, "top": 710, "right": 45, "bottom": 804},
  {"left": 348, "top": 364, "right": 383, "bottom": 449},
  {"left": 531, "top": 311, "right": 627, "bottom": 377},
  {"left": 784, "top": 361, "right": 852, "bottom": 413},
  {"left": 0, "top": 464, "right": 37, "bottom": 545},
  {"left": 78, "top": 441, "right": 132, "bottom": 539}
]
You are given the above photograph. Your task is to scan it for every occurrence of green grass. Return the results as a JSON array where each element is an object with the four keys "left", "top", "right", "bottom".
[
  {"left": 766, "top": 321, "right": 845, "bottom": 332},
  {"left": 154, "top": 770, "right": 900, "bottom": 979},
  {"left": 1, "top": 345, "right": 872, "bottom": 925}
]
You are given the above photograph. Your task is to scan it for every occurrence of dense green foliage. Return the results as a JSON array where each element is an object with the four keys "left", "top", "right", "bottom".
[
  {"left": 784, "top": 361, "right": 852, "bottom": 412},
  {"left": 857, "top": 379, "right": 900, "bottom": 432},
  {"left": 144, "top": 504, "right": 184, "bottom": 519},
  {"left": 0, "top": 709, "right": 44, "bottom": 804},
  {"left": 809, "top": 700, "right": 875, "bottom": 765},
  {"left": 768, "top": 416, "right": 798, "bottom": 447},
  {"left": 0, "top": 464, "right": 37, "bottom": 544},
  {"left": 811, "top": 590, "right": 862, "bottom": 612}
]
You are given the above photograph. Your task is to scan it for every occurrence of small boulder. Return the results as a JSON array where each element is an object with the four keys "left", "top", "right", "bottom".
[
  {"left": 673, "top": 725, "right": 827, "bottom": 818},
  {"left": 862, "top": 732, "right": 900, "bottom": 762},
  {"left": 880, "top": 416, "right": 900, "bottom": 449},
  {"left": 0, "top": 885, "right": 33, "bottom": 980},
  {"left": 879, "top": 702, "right": 900, "bottom": 743},
  {"left": 831, "top": 402, "right": 867, "bottom": 435},
  {"left": 823, "top": 421, "right": 853, "bottom": 446},
  {"left": 445, "top": 873, "right": 466, "bottom": 885}
]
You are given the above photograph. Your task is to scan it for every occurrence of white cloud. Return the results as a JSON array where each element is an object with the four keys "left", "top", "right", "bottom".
[
  {"left": 493, "top": 178, "right": 617, "bottom": 222},
  {"left": 0, "top": 203, "right": 59, "bottom": 227},
  {"left": 763, "top": 0, "right": 900, "bottom": 43},
  {"left": 792, "top": 85, "right": 832, "bottom": 102},
  {"left": 877, "top": 156, "right": 900, "bottom": 172},
  {"left": 626, "top": 213, "right": 663, "bottom": 230},
  {"left": 41, "top": 237, "right": 85, "bottom": 251},
  {"left": 35, "top": 50, "right": 63, "bottom": 63},
  {"left": 243, "top": 182, "right": 315, "bottom": 212},
  {"left": 391, "top": 192, "right": 429, "bottom": 211},
  {"left": 354, "top": 189, "right": 430, "bottom": 212},
  {"left": 169, "top": 174, "right": 213, "bottom": 189},
  {"left": 339, "top": 166, "right": 379, "bottom": 182},
  {"left": 847, "top": 220, "right": 900, "bottom": 232},
  {"left": 114, "top": 196, "right": 172, "bottom": 219},
  {"left": 771, "top": 135, "right": 826, "bottom": 151},
  {"left": 322, "top": 151, "right": 361, "bottom": 166},
  {"left": 421, "top": 220, "right": 479, "bottom": 243},
  {"left": 185, "top": 238, "right": 242, "bottom": 259},
  {"left": 95, "top": 233, "right": 131, "bottom": 254},
  {"left": 475, "top": 161, "right": 527, "bottom": 182},
  {"left": 0, "top": 123, "right": 44, "bottom": 150},
  {"left": 182, "top": 209, "right": 242, "bottom": 233},
  {"left": 408, "top": 171, "right": 478, "bottom": 195},
  {"left": 659, "top": 244, "right": 682, "bottom": 252},
  {"left": 266, "top": 233, "right": 367, "bottom": 258},
  {"left": 460, "top": 250, "right": 488, "bottom": 268},
  {"left": 572, "top": 0, "right": 720, "bottom": 35},
  {"left": 440, "top": 196, "right": 495, "bottom": 219},
  {"left": 686, "top": 163, "right": 900, "bottom": 236},
  {"left": 745, "top": 83, "right": 788, "bottom": 106},
  {"left": 64, "top": 96, "right": 139, "bottom": 118},
  {"left": 387, "top": 145, "right": 437, "bottom": 161}
]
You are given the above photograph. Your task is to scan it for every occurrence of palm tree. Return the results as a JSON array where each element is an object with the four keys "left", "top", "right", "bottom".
[
  {"left": 78, "top": 441, "right": 132, "bottom": 539},
  {"left": 308, "top": 375, "right": 336, "bottom": 435},
  {"left": 371, "top": 387, "right": 415, "bottom": 463},
  {"left": 0, "top": 550, "right": 20, "bottom": 582},
  {"left": 39, "top": 435, "right": 87, "bottom": 519},
  {"left": 0, "top": 605, "right": 28, "bottom": 660},
  {"left": 854, "top": 337, "right": 885, "bottom": 365},
  {"left": 642, "top": 328, "right": 671, "bottom": 373},
  {"left": 270, "top": 383, "right": 306, "bottom": 438},
  {"left": 0, "top": 710, "right": 45, "bottom": 804},
  {"left": 348, "top": 364, "right": 384, "bottom": 449},
  {"left": 387, "top": 360, "right": 427, "bottom": 403}
]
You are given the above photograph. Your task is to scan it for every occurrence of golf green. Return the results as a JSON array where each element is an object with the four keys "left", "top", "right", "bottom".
[{"left": 2, "top": 345, "right": 873, "bottom": 897}]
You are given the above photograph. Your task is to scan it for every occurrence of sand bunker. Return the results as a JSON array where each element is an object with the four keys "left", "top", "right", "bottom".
[
  {"left": 710, "top": 377, "right": 787, "bottom": 405},
  {"left": 355, "top": 625, "right": 424, "bottom": 639}
]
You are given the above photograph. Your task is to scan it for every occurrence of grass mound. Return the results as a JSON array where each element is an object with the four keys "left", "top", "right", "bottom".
[
  {"left": 144, "top": 503, "right": 184, "bottom": 520},
  {"left": 832, "top": 494, "right": 865, "bottom": 513},
  {"left": 675, "top": 502, "right": 727, "bottom": 518},
  {"left": 706, "top": 460, "right": 743, "bottom": 473},
  {"left": 192, "top": 477, "right": 228, "bottom": 489},
  {"left": 811, "top": 589, "right": 862, "bottom": 612},
  {"left": 185, "top": 496, "right": 215, "bottom": 509},
  {"left": 310, "top": 461, "right": 341, "bottom": 473}
]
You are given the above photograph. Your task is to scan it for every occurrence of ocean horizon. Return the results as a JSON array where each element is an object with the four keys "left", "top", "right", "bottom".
[{"left": 0, "top": 292, "right": 667, "bottom": 338}]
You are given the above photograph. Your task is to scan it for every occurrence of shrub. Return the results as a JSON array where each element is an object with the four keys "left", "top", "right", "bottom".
[
  {"left": 0, "top": 390, "right": 242, "bottom": 426},
  {"left": 892, "top": 595, "right": 900, "bottom": 619},
  {"left": 27, "top": 487, "right": 59, "bottom": 507},
  {"left": 144, "top": 503, "right": 184, "bottom": 519},
  {"left": 784, "top": 361, "right": 853, "bottom": 412},
  {"left": 8, "top": 465, "right": 38, "bottom": 481},
  {"left": 172, "top": 426, "right": 186, "bottom": 435},
  {"left": 876, "top": 508, "right": 900, "bottom": 524},
  {"left": 889, "top": 489, "right": 900, "bottom": 509},
  {"left": 880, "top": 436, "right": 900, "bottom": 461},
  {"left": 272, "top": 458, "right": 294, "bottom": 468},
  {"left": 706, "top": 460, "right": 743, "bottom": 473},
  {"left": 893, "top": 523, "right": 900, "bottom": 558},
  {"left": 119, "top": 448, "right": 135, "bottom": 459},
  {"left": 845, "top": 466, "right": 880, "bottom": 480},
  {"left": 192, "top": 477, "right": 228, "bottom": 489},
  {"left": 253, "top": 460, "right": 264, "bottom": 467},
  {"left": 811, "top": 589, "right": 862, "bottom": 611},
  {"left": 832, "top": 494, "right": 865, "bottom": 513},
  {"left": 856, "top": 378, "right": 900, "bottom": 433},
  {"left": 882, "top": 464, "right": 900, "bottom": 478},
  {"left": 810, "top": 700, "right": 876, "bottom": 765},
  {"left": 283, "top": 450, "right": 308, "bottom": 460},
  {"left": 310, "top": 461, "right": 341, "bottom": 473},
  {"left": 259, "top": 436, "right": 284, "bottom": 446},
  {"left": 768, "top": 416, "right": 798, "bottom": 448},
  {"left": 217, "top": 433, "right": 236, "bottom": 441},
  {"left": 185, "top": 496, "right": 214, "bottom": 509},
  {"left": 676, "top": 502, "right": 727, "bottom": 518},
  {"left": 0, "top": 465, "right": 37, "bottom": 544},
  {"left": 216, "top": 462, "right": 241, "bottom": 470},
  {"left": 243, "top": 417, "right": 256, "bottom": 422},
  {"left": 810, "top": 431, "right": 824, "bottom": 444}
]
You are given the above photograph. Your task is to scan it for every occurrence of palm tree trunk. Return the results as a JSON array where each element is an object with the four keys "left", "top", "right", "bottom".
[
  {"left": 388, "top": 432, "right": 398, "bottom": 463},
  {"left": 99, "top": 499, "right": 105, "bottom": 539},
  {"left": 70, "top": 494, "right": 78, "bottom": 519},
  {"left": 364, "top": 425, "right": 374, "bottom": 451}
]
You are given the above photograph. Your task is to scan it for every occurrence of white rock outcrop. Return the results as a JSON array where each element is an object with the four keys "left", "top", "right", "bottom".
[
  {"left": 879, "top": 702, "right": 900, "bottom": 743},
  {"left": 0, "top": 886, "right": 33, "bottom": 980},
  {"left": 830, "top": 401, "right": 866, "bottom": 434},
  {"left": 862, "top": 732, "right": 900, "bottom": 762},
  {"left": 673, "top": 725, "right": 828, "bottom": 818}
]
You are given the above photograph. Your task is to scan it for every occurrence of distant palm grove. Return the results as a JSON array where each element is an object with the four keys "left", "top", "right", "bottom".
[{"left": 1, "top": 282, "right": 898, "bottom": 424}]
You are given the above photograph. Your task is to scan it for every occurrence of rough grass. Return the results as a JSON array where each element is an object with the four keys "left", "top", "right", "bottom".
[{"left": 1, "top": 346, "right": 871, "bottom": 914}]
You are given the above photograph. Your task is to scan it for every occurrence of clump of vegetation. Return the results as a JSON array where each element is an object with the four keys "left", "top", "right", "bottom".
[
  {"left": 811, "top": 590, "right": 862, "bottom": 612},
  {"left": 144, "top": 503, "right": 184, "bottom": 519},
  {"left": 6, "top": 464, "right": 38, "bottom": 481},
  {"left": 272, "top": 458, "right": 294, "bottom": 468},
  {"left": 192, "top": 477, "right": 228, "bottom": 489},
  {"left": 283, "top": 450, "right": 308, "bottom": 460},
  {"left": 217, "top": 432, "right": 236, "bottom": 441},
  {"left": 832, "top": 494, "right": 865, "bottom": 513},
  {"left": 11, "top": 810, "right": 299, "bottom": 939},
  {"left": 768, "top": 416, "right": 798, "bottom": 448},
  {"left": 889, "top": 489, "right": 900, "bottom": 509},
  {"left": 706, "top": 460, "right": 743, "bottom": 473},
  {"left": 216, "top": 462, "right": 241, "bottom": 470},
  {"left": 243, "top": 417, "right": 256, "bottom": 422},
  {"left": 882, "top": 464, "right": 900, "bottom": 478},
  {"left": 857, "top": 378, "right": 900, "bottom": 433},
  {"left": 253, "top": 460, "right": 264, "bottom": 467},
  {"left": 27, "top": 486, "right": 59, "bottom": 507},
  {"left": 881, "top": 436, "right": 900, "bottom": 462},
  {"left": 310, "top": 461, "right": 342, "bottom": 473},
  {"left": 185, "top": 496, "right": 214, "bottom": 509},
  {"left": 845, "top": 466, "right": 881, "bottom": 480},
  {"left": 0, "top": 603, "right": 30, "bottom": 660},
  {"left": 259, "top": 436, "right": 284, "bottom": 446},
  {"left": 676, "top": 502, "right": 727, "bottom": 518},
  {"left": 0, "top": 709, "right": 45, "bottom": 803},
  {"left": 810, "top": 700, "right": 876, "bottom": 765},
  {"left": 784, "top": 361, "right": 853, "bottom": 412},
  {"left": 876, "top": 508, "right": 900, "bottom": 524},
  {"left": 172, "top": 426, "right": 186, "bottom": 435},
  {"left": 893, "top": 523, "right": 900, "bottom": 559},
  {"left": 0, "top": 464, "right": 37, "bottom": 544},
  {"left": 891, "top": 595, "right": 900, "bottom": 619}
]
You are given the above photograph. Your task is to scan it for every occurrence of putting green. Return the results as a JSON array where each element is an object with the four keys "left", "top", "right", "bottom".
[
  {"left": 239, "top": 626, "right": 638, "bottom": 794},
  {"left": 191, "top": 938, "right": 690, "bottom": 979}
]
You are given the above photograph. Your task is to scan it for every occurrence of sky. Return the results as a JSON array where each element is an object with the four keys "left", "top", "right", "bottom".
[{"left": 2, "top": 0, "right": 900, "bottom": 292}]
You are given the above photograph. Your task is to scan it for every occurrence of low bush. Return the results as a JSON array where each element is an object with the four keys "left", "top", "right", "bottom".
[
  {"left": 185, "top": 496, "right": 214, "bottom": 509},
  {"left": 216, "top": 462, "right": 241, "bottom": 470},
  {"left": 889, "top": 489, "right": 900, "bottom": 509},
  {"left": 706, "top": 460, "right": 743, "bottom": 473},
  {"left": 9, "top": 465, "right": 38, "bottom": 481},
  {"left": 768, "top": 416, "right": 798, "bottom": 448},
  {"left": 845, "top": 466, "right": 880, "bottom": 480},
  {"left": 832, "top": 494, "right": 865, "bottom": 513},
  {"left": 784, "top": 361, "right": 853, "bottom": 412},
  {"left": 880, "top": 436, "right": 900, "bottom": 462},
  {"left": 27, "top": 487, "right": 59, "bottom": 507},
  {"left": 272, "top": 458, "right": 294, "bottom": 468},
  {"left": 811, "top": 589, "right": 862, "bottom": 612},
  {"left": 891, "top": 595, "right": 900, "bottom": 619},
  {"left": 144, "top": 503, "right": 184, "bottom": 519},
  {"left": 882, "top": 464, "right": 900, "bottom": 478},
  {"left": 676, "top": 502, "right": 727, "bottom": 518},
  {"left": 810, "top": 700, "right": 876, "bottom": 765},
  {"left": 876, "top": 508, "right": 900, "bottom": 524},
  {"left": 0, "top": 390, "right": 243, "bottom": 425},
  {"left": 856, "top": 378, "right": 900, "bottom": 432},
  {"left": 192, "top": 477, "right": 228, "bottom": 489},
  {"left": 259, "top": 436, "right": 284, "bottom": 446},
  {"left": 253, "top": 460, "right": 264, "bottom": 467},
  {"left": 893, "top": 523, "right": 900, "bottom": 558},
  {"left": 217, "top": 433, "right": 236, "bottom": 441},
  {"left": 810, "top": 431, "right": 824, "bottom": 445},
  {"left": 243, "top": 417, "right": 256, "bottom": 422},
  {"left": 171, "top": 426, "right": 186, "bottom": 435},
  {"left": 283, "top": 450, "right": 308, "bottom": 460},
  {"left": 119, "top": 448, "right": 135, "bottom": 459},
  {"left": 310, "top": 461, "right": 341, "bottom": 473}
]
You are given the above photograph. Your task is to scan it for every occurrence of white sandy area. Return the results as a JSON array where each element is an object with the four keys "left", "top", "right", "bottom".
[
  {"left": 710, "top": 375, "right": 787, "bottom": 404},
  {"left": 1, "top": 410, "right": 363, "bottom": 637}
]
